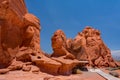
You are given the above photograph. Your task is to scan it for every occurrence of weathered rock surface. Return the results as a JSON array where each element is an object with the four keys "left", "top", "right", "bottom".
[
  {"left": 51, "top": 30, "right": 81, "bottom": 74},
  {"left": 109, "top": 71, "right": 119, "bottom": 77},
  {"left": 0, "top": 69, "right": 9, "bottom": 74},
  {"left": 0, "top": 0, "right": 118, "bottom": 77},
  {"left": 71, "top": 27, "right": 118, "bottom": 67},
  {"left": 22, "top": 65, "right": 31, "bottom": 72},
  {"left": 67, "top": 27, "right": 118, "bottom": 67},
  {"left": 7, "top": 60, "right": 24, "bottom": 71},
  {"left": 51, "top": 27, "right": 118, "bottom": 67},
  {"left": 0, "top": 0, "right": 41, "bottom": 68},
  {"left": 51, "top": 30, "right": 75, "bottom": 60},
  {"left": 0, "top": 0, "right": 60, "bottom": 75},
  {"left": 51, "top": 57, "right": 80, "bottom": 75}
]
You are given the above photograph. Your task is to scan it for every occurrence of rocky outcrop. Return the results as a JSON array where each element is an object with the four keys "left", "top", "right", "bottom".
[
  {"left": 0, "top": 0, "right": 118, "bottom": 76},
  {"left": 51, "top": 30, "right": 81, "bottom": 74},
  {"left": 51, "top": 30, "right": 75, "bottom": 60},
  {"left": 67, "top": 27, "right": 118, "bottom": 67},
  {"left": 0, "top": 0, "right": 80, "bottom": 75},
  {"left": 13, "top": 48, "right": 80, "bottom": 75},
  {"left": 0, "top": 0, "right": 41, "bottom": 68},
  {"left": 51, "top": 57, "right": 80, "bottom": 75},
  {"left": 51, "top": 27, "right": 118, "bottom": 67},
  {"left": 0, "top": 69, "right": 9, "bottom": 74}
]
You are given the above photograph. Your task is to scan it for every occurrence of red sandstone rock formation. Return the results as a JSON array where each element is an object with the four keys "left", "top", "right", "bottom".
[
  {"left": 0, "top": 0, "right": 118, "bottom": 76},
  {"left": 0, "top": 0, "right": 80, "bottom": 75},
  {"left": 0, "top": 0, "right": 41, "bottom": 68},
  {"left": 51, "top": 30, "right": 75, "bottom": 59},
  {"left": 51, "top": 27, "right": 119, "bottom": 67},
  {"left": 51, "top": 30, "right": 80, "bottom": 74},
  {"left": 67, "top": 27, "right": 119, "bottom": 67}
]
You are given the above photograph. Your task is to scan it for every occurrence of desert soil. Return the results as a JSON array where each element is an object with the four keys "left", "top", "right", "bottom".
[{"left": 0, "top": 70, "right": 106, "bottom": 80}]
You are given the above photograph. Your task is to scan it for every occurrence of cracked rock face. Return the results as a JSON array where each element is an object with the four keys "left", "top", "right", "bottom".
[
  {"left": 51, "top": 30, "right": 75, "bottom": 60},
  {"left": 0, "top": 0, "right": 41, "bottom": 68},
  {"left": 0, "top": 0, "right": 79, "bottom": 75},
  {"left": 0, "top": 0, "right": 119, "bottom": 76},
  {"left": 68, "top": 27, "right": 118, "bottom": 67},
  {"left": 71, "top": 27, "right": 118, "bottom": 67},
  {"left": 51, "top": 27, "right": 119, "bottom": 67}
]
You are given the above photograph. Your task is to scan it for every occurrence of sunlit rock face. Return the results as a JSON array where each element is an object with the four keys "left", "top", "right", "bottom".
[
  {"left": 0, "top": 0, "right": 119, "bottom": 76},
  {"left": 0, "top": 0, "right": 80, "bottom": 75},
  {"left": 51, "top": 30, "right": 80, "bottom": 75},
  {"left": 51, "top": 30, "right": 75, "bottom": 59},
  {"left": 52, "top": 27, "right": 119, "bottom": 67},
  {"left": 69, "top": 27, "right": 119, "bottom": 67},
  {"left": 0, "top": 0, "right": 41, "bottom": 68}
]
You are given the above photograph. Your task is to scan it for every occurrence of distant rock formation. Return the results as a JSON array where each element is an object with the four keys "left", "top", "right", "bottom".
[
  {"left": 55, "top": 26, "right": 119, "bottom": 67},
  {"left": 52, "top": 27, "right": 119, "bottom": 67},
  {"left": 70, "top": 27, "right": 119, "bottom": 67}
]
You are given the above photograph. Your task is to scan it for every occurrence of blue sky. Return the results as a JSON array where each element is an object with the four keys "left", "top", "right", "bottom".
[{"left": 25, "top": 0, "right": 120, "bottom": 53}]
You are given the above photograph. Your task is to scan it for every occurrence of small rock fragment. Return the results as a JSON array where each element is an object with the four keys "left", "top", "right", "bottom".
[
  {"left": 0, "top": 69, "right": 9, "bottom": 74},
  {"left": 31, "top": 65, "right": 40, "bottom": 74},
  {"left": 109, "top": 71, "right": 119, "bottom": 77},
  {"left": 8, "top": 61, "right": 23, "bottom": 71},
  {"left": 22, "top": 65, "right": 31, "bottom": 72}
]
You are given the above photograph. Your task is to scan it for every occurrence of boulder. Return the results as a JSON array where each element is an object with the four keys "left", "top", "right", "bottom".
[
  {"left": 31, "top": 65, "right": 40, "bottom": 74},
  {"left": 32, "top": 54, "right": 62, "bottom": 75},
  {"left": 7, "top": 60, "right": 24, "bottom": 71},
  {"left": 52, "top": 57, "right": 80, "bottom": 75},
  {"left": 0, "top": 69, "right": 9, "bottom": 74},
  {"left": 51, "top": 30, "right": 75, "bottom": 59},
  {"left": 109, "top": 71, "right": 119, "bottom": 77},
  {"left": 22, "top": 65, "right": 31, "bottom": 72}
]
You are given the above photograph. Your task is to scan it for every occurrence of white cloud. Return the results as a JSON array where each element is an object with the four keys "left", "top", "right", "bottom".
[
  {"left": 111, "top": 50, "right": 120, "bottom": 60},
  {"left": 111, "top": 50, "right": 120, "bottom": 56},
  {"left": 111, "top": 50, "right": 120, "bottom": 54}
]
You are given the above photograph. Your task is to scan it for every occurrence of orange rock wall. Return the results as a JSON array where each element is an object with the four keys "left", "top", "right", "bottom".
[
  {"left": 0, "top": 0, "right": 118, "bottom": 75},
  {"left": 0, "top": 0, "right": 79, "bottom": 75},
  {"left": 0, "top": 0, "right": 41, "bottom": 68}
]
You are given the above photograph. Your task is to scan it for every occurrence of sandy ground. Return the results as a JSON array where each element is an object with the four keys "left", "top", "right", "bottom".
[
  {"left": 102, "top": 68, "right": 120, "bottom": 78},
  {"left": 0, "top": 70, "right": 106, "bottom": 80}
]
